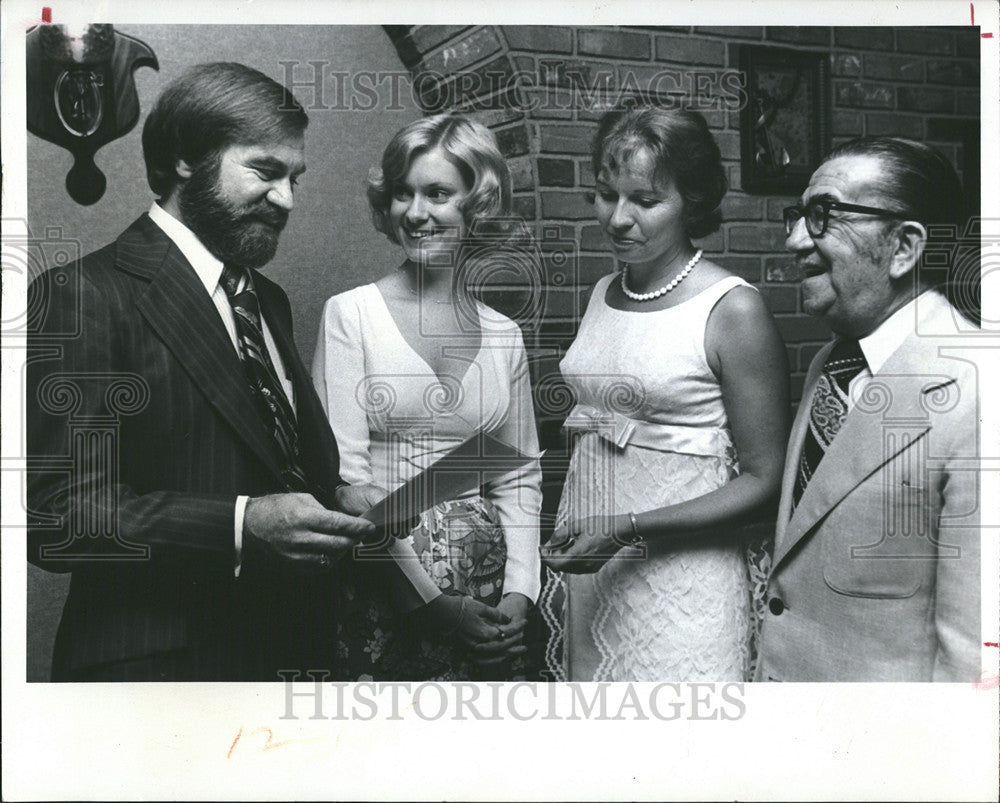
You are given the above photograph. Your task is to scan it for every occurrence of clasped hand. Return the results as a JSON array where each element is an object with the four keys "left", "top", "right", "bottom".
[
  {"left": 540, "top": 514, "right": 627, "bottom": 574},
  {"left": 423, "top": 592, "right": 530, "bottom": 666}
]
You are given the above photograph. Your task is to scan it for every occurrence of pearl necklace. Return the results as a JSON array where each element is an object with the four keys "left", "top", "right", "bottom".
[{"left": 621, "top": 249, "right": 703, "bottom": 301}]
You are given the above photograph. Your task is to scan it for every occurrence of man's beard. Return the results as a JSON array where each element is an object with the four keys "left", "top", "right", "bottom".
[{"left": 177, "top": 156, "right": 289, "bottom": 269}]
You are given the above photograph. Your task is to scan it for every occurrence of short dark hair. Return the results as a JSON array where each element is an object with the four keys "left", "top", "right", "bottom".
[
  {"left": 824, "top": 136, "right": 967, "bottom": 230},
  {"left": 142, "top": 62, "right": 308, "bottom": 196},
  {"left": 591, "top": 107, "right": 728, "bottom": 239}
]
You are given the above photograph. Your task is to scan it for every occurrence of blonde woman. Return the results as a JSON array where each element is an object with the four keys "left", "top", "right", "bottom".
[{"left": 313, "top": 114, "right": 542, "bottom": 680}]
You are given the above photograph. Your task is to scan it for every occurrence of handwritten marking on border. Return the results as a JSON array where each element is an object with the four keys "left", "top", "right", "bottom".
[
  {"left": 975, "top": 642, "right": 999, "bottom": 690},
  {"left": 972, "top": 3, "right": 995, "bottom": 37},
  {"left": 227, "top": 726, "right": 294, "bottom": 758}
]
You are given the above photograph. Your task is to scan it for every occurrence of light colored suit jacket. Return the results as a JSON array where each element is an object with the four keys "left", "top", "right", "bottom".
[{"left": 758, "top": 292, "right": 981, "bottom": 681}]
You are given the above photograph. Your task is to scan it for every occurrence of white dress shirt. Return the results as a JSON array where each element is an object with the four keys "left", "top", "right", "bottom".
[
  {"left": 848, "top": 289, "right": 952, "bottom": 410},
  {"left": 147, "top": 202, "right": 295, "bottom": 577}
]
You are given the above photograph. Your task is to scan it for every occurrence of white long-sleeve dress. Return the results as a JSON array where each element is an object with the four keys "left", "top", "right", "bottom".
[{"left": 313, "top": 283, "right": 542, "bottom": 680}]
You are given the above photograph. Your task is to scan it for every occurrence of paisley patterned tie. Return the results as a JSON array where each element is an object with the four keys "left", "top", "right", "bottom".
[
  {"left": 219, "top": 264, "right": 307, "bottom": 492},
  {"left": 793, "top": 338, "right": 867, "bottom": 507}
]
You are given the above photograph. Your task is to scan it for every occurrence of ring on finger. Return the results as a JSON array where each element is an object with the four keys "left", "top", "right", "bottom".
[{"left": 497, "top": 627, "right": 505, "bottom": 639}]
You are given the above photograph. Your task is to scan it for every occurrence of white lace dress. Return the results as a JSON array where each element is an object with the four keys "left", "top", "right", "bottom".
[{"left": 540, "top": 274, "right": 769, "bottom": 681}]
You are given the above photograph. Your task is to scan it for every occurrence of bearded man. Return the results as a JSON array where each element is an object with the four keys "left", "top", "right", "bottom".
[{"left": 27, "top": 62, "right": 378, "bottom": 681}]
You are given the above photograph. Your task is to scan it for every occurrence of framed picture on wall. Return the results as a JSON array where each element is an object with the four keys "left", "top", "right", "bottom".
[{"left": 737, "top": 44, "right": 831, "bottom": 195}]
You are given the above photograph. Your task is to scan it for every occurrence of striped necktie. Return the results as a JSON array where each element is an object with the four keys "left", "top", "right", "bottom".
[
  {"left": 219, "top": 264, "right": 307, "bottom": 492},
  {"left": 793, "top": 338, "right": 867, "bottom": 507}
]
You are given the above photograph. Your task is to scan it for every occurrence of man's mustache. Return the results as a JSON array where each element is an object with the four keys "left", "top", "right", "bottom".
[{"left": 245, "top": 203, "right": 288, "bottom": 230}]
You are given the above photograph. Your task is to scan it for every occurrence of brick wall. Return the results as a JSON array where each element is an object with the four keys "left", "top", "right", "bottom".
[{"left": 381, "top": 25, "right": 981, "bottom": 514}]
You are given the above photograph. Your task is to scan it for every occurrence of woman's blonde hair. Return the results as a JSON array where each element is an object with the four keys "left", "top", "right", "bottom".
[{"left": 367, "top": 113, "right": 512, "bottom": 243}]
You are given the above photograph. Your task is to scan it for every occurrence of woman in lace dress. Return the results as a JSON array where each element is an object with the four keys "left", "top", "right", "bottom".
[
  {"left": 540, "top": 107, "right": 790, "bottom": 681},
  {"left": 312, "top": 114, "right": 542, "bottom": 680}
]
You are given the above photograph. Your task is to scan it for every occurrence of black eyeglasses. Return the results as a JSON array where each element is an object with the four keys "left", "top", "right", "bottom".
[{"left": 783, "top": 198, "right": 905, "bottom": 237}]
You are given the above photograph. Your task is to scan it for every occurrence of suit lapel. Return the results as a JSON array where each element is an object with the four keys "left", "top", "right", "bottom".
[
  {"left": 774, "top": 341, "right": 831, "bottom": 550},
  {"left": 119, "top": 216, "right": 286, "bottom": 480},
  {"left": 773, "top": 332, "right": 954, "bottom": 569}
]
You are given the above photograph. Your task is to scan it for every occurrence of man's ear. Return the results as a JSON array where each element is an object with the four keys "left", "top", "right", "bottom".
[
  {"left": 888, "top": 220, "right": 927, "bottom": 281},
  {"left": 175, "top": 158, "right": 194, "bottom": 180}
]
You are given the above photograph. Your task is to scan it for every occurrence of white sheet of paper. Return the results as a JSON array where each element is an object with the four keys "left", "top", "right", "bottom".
[{"left": 361, "top": 431, "right": 537, "bottom": 528}]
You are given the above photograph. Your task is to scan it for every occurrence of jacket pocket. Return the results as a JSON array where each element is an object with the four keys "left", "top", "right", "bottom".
[
  {"left": 820, "top": 484, "right": 931, "bottom": 598},
  {"left": 822, "top": 556, "right": 925, "bottom": 598}
]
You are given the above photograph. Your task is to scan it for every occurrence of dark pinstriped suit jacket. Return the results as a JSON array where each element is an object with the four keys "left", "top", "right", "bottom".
[{"left": 27, "top": 214, "right": 347, "bottom": 680}]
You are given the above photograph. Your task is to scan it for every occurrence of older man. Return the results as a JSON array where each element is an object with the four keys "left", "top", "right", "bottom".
[
  {"left": 27, "top": 63, "right": 378, "bottom": 681},
  {"left": 757, "top": 137, "right": 981, "bottom": 681}
]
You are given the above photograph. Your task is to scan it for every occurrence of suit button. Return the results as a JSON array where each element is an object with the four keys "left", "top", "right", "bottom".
[{"left": 768, "top": 598, "right": 785, "bottom": 615}]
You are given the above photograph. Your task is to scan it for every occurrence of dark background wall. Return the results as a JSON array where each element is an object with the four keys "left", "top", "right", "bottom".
[
  {"left": 378, "top": 24, "right": 981, "bottom": 550},
  {"left": 381, "top": 25, "right": 981, "bottom": 405},
  {"left": 25, "top": 24, "right": 981, "bottom": 679}
]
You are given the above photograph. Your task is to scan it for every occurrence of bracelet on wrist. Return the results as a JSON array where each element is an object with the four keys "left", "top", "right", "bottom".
[{"left": 624, "top": 511, "right": 644, "bottom": 546}]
